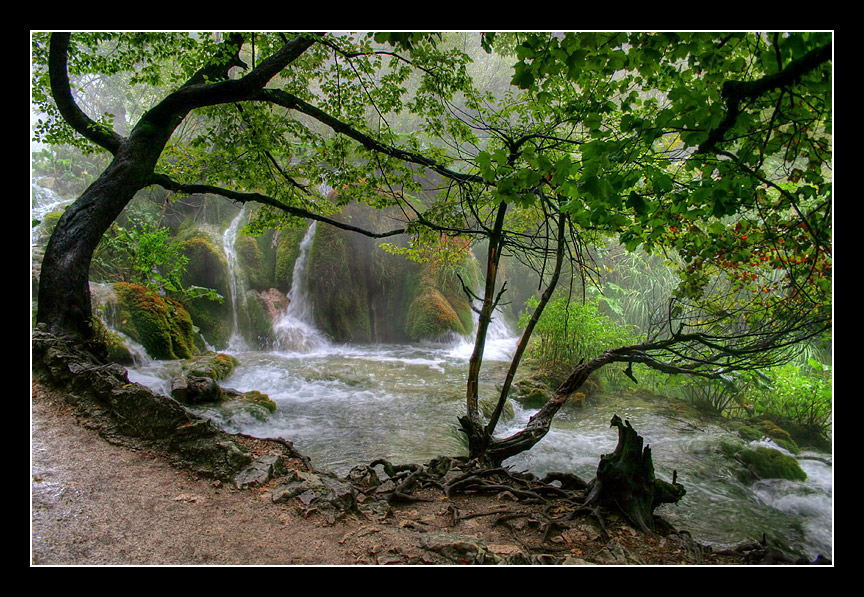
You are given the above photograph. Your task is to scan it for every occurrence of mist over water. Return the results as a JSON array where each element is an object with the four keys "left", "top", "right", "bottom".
[{"left": 102, "top": 200, "right": 831, "bottom": 561}]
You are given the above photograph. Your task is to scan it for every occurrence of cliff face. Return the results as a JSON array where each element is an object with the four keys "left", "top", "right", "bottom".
[{"left": 303, "top": 202, "right": 476, "bottom": 344}]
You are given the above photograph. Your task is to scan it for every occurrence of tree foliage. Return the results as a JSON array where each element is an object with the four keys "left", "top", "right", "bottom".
[{"left": 32, "top": 31, "right": 832, "bottom": 464}]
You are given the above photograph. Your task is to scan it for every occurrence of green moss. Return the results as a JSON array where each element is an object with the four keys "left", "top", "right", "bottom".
[
  {"left": 239, "top": 289, "right": 276, "bottom": 347},
  {"left": 738, "top": 446, "right": 807, "bottom": 482},
  {"left": 274, "top": 226, "right": 309, "bottom": 292},
  {"left": 236, "top": 229, "right": 279, "bottom": 291},
  {"left": 405, "top": 285, "right": 467, "bottom": 341},
  {"left": 736, "top": 424, "right": 764, "bottom": 443},
  {"left": 175, "top": 233, "right": 233, "bottom": 349},
  {"left": 307, "top": 223, "right": 371, "bottom": 343},
  {"left": 241, "top": 390, "right": 277, "bottom": 413},
  {"left": 88, "top": 316, "right": 135, "bottom": 364},
  {"left": 183, "top": 352, "right": 239, "bottom": 381},
  {"left": 113, "top": 282, "right": 197, "bottom": 360}
]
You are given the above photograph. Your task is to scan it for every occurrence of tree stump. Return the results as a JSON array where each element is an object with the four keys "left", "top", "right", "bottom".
[{"left": 583, "top": 414, "right": 685, "bottom": 533}]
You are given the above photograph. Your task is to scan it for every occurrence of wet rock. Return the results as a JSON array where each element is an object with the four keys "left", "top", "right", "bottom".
[
  {"left": 271, "top": 470, "right": 358, "bottom": 513},
  {"left": 234, "top": 455, "right": 288, "bottom": 489},
  {"left": 171, "top": 375, "right": 222, "bottom": 404}
]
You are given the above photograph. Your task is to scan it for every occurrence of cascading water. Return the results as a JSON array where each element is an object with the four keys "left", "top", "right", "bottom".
[
  {"left": 223, "top": 205, "right": 249, "bottom": 351},
  {"left": 272, "top": 221, "right": 330, "bottom": 352},
  {"left": 449, "top": 295, "right": 518, "bottom": 361},
  {"left": 121, "top": 226, "right": 832, "bottom": 562}
]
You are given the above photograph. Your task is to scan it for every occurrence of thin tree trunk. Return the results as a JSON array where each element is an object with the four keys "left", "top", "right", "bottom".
[
  {"left": 485, "top": 211, "right": 566, "bottom": 435},
  {"left": 464, "top": 203, "right": 508, "bottom": 419}
]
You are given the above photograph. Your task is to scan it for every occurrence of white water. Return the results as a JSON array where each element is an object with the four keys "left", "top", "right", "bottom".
[
  {"left": 113, "top": 206, "right": 832, "bottom": 562},
  {"left": 223, "top": 205, "right": 249, "bottom": 351},
  {"left": 271, "top": 222, "right": 330, "bottom": 352}
]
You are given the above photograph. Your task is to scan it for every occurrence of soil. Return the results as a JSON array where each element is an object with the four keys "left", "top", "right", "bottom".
[{"left": 32, "top": 381, "right": 755, "bottom": 566}]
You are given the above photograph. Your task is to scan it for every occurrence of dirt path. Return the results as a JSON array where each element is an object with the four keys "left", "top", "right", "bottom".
[
  {"left": 32, "top": 385, "right": 360, "bottom": 565},
  {"left": 32, "top": 382, "right": 758, "bottom": 566}
]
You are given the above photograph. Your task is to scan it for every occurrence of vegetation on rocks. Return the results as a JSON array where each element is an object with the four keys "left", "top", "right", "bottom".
[
  {"left": 721, "top": 443, "right": 808, "bottom": 482},
  {"left": 175, "top": 233, "right": 232, "bottom": 349},
  {"left": 112, "top": 282, "right": 198, "bottom": 360}
]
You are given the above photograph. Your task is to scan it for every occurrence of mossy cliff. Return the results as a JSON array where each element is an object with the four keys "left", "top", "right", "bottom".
[
  {"left": 112, "top": 282, "right": 198, "bottom": 360},
  {"left": 102, "top": 200, "right": 484, "bottom": 350},
  {"left": 175, "top": 232, "right": 233, "bottom": 349},
  {"left": 304, "top": 202, "right": 477, "bottom": 344},
  {"left": 172, "top": 213, "right": 308, "bottom": 350}
]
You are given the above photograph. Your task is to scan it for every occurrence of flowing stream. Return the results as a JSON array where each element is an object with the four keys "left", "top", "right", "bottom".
[{"left": 123, "top": 218, "right": 833, "bottom": 562}]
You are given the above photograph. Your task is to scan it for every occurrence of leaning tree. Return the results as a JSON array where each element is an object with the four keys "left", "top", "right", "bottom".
[{"left": 32, "top": 32, "right": 832, "bottom": 485}]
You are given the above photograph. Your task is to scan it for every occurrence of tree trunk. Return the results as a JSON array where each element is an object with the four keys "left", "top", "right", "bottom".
[
  {"left": 462, "top": 202, "right": 508, "bottom": 456},
  {"left": 485, "top": 211, "right": 566, "bottom": 436},
  {"left": 583, "top": 415, "right": 685, "bottom": 533},
  {"left": 461, "top": 350, "right": 608, "bottom": 466},
  {"left": 36, "top": 147, "right": 162, "bottom": 342}
]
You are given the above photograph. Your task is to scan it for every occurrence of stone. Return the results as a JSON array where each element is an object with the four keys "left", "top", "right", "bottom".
[{"left": 234, "top": 455, "right": 288, "bottom": 489}]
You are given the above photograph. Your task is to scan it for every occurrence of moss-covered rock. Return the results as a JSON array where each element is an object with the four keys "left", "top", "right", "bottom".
[
  {"left": 306, "top": 222, "right": 372, "bottom": 343},
  {"left": 113, "top": 282, "right": 198, "bottom": 360},
  {"left": 513, "top": 378, "right": 553, "bottom": 409},
  {"left": 236, "top": 229, "right": 279, "bottom": 292},
  {"left": 730, "top": 419, "right": 802, "bottom": 455},
  {"left": 405, "top": 285, "right": 467, "bottom": 341},
  {"left": 176, "top": 233, "right": 233, "bottom": 349},
  {"left": 738, "top": 446, "right": 808, "bottom": 482},
  {"left": 239, "top": 390, "right": 277, "bottom": 413},
  {"left": 274, "top": 226, "right": 310, "bottom": 293},
  {"left": 183, "top": 352, "right": 239, "bottom": 381}
]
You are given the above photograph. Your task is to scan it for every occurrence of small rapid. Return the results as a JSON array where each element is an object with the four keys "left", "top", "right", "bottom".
[{"left": 115, "top": 206, "right": 832, "bottom": 562}]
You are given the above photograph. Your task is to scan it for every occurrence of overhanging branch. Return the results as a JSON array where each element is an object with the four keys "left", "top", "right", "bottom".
[
  {"left": 698, "top": 40, "right": 832, "bottom": 155},
  {"left": 151, "top": 174, "right": 407, "bottom": 239}
]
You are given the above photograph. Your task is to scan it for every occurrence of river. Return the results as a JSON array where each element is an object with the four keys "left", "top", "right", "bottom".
[
  {"left": 126, "top": 329, "right": 833, "bottom": 562},
  {"left": 33, "top": 188, "right": 831, "bottom": 561}
]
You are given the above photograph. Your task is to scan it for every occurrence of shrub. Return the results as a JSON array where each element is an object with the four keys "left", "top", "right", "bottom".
[
  {"left": 749, "top": 360, "right": 832, "bottom": 439},
  {"left": 520, "top": 295, "right": 635, "bottom": 383}
]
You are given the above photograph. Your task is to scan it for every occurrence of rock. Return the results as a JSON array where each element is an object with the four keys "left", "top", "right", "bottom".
[
  {"left": 234, "top": 455, "right": 288, "bottom": 489},
  {"left": 347, "top": 464, "right": 381, "bottom": 492},
  {"left": 419, "top": 532, "right": 501, "bottom": 565},
  {"left": 182, "top": 352, "right": 239, "bottom": 381},
  {"left": 271, "top": 470, "right": 358, "bottom": 514},
  {"left": 594, "top": 539, "right": 645, "bottom": 565},
  {"left": 171, "top": 375, "right": 222, "bottom": 404}
]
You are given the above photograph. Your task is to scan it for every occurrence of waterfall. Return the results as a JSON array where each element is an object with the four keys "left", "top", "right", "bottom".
[
  {"left": 449, "top": 289, "right": 519, "bottom": 361},
  {"left": 223, "top": 205, "right": 249, "bottom": 350},
  {"left": 272, "top": 222, "right": 329, "bottom": 352}
]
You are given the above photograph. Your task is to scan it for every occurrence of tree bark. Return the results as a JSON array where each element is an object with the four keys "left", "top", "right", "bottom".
[
  {"left": 35, "top": 33, "right": 313, "bottom": 343},
  {"left": 36, "top": 137, "right": 171, "bottom": 341},
  {"left": 462, "top": 201, "right": 508, "bottom": 455},
  {"left": 582, "top": 415, "right": 685, "bottom": 533}
]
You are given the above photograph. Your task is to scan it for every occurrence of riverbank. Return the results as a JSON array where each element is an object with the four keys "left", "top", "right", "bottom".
[{"left": 34, "top": 378, "right": 826, "bottom": 566}]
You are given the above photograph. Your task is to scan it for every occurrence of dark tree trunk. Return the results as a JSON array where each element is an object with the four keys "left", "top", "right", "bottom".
[
  {"left": 36, "top": 146, "right": 164, "bottom": 342},
  {"left": 461, "top": 348, "right": 616, "bottom": 466},
  {"left": 583, "top": 415, "right": 685, "bottom": 533},
  {"left": 462, "top": 202, "right": 508, "bottom": 456}
]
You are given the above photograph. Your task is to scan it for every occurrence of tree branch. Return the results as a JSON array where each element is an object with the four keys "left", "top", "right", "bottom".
[
  {"left": 48, "top": 33, "right": 125, "bottom": 154},
  {"left": 698, "top": 40, "right": 832, "bottom": 154},
  {"left": 254, "top": 88, "right": 485, "bottom": 186},
  {"left": 151, "top": 174, "right": 408, "bottom": 239}
]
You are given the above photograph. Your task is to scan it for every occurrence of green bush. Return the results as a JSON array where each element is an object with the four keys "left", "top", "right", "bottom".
[
  {"left": 749, "top": 360, "right": 832, "bottom": 438},
  {"left": 520, "top": 295, "right": 635, "bottom": 377}
]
